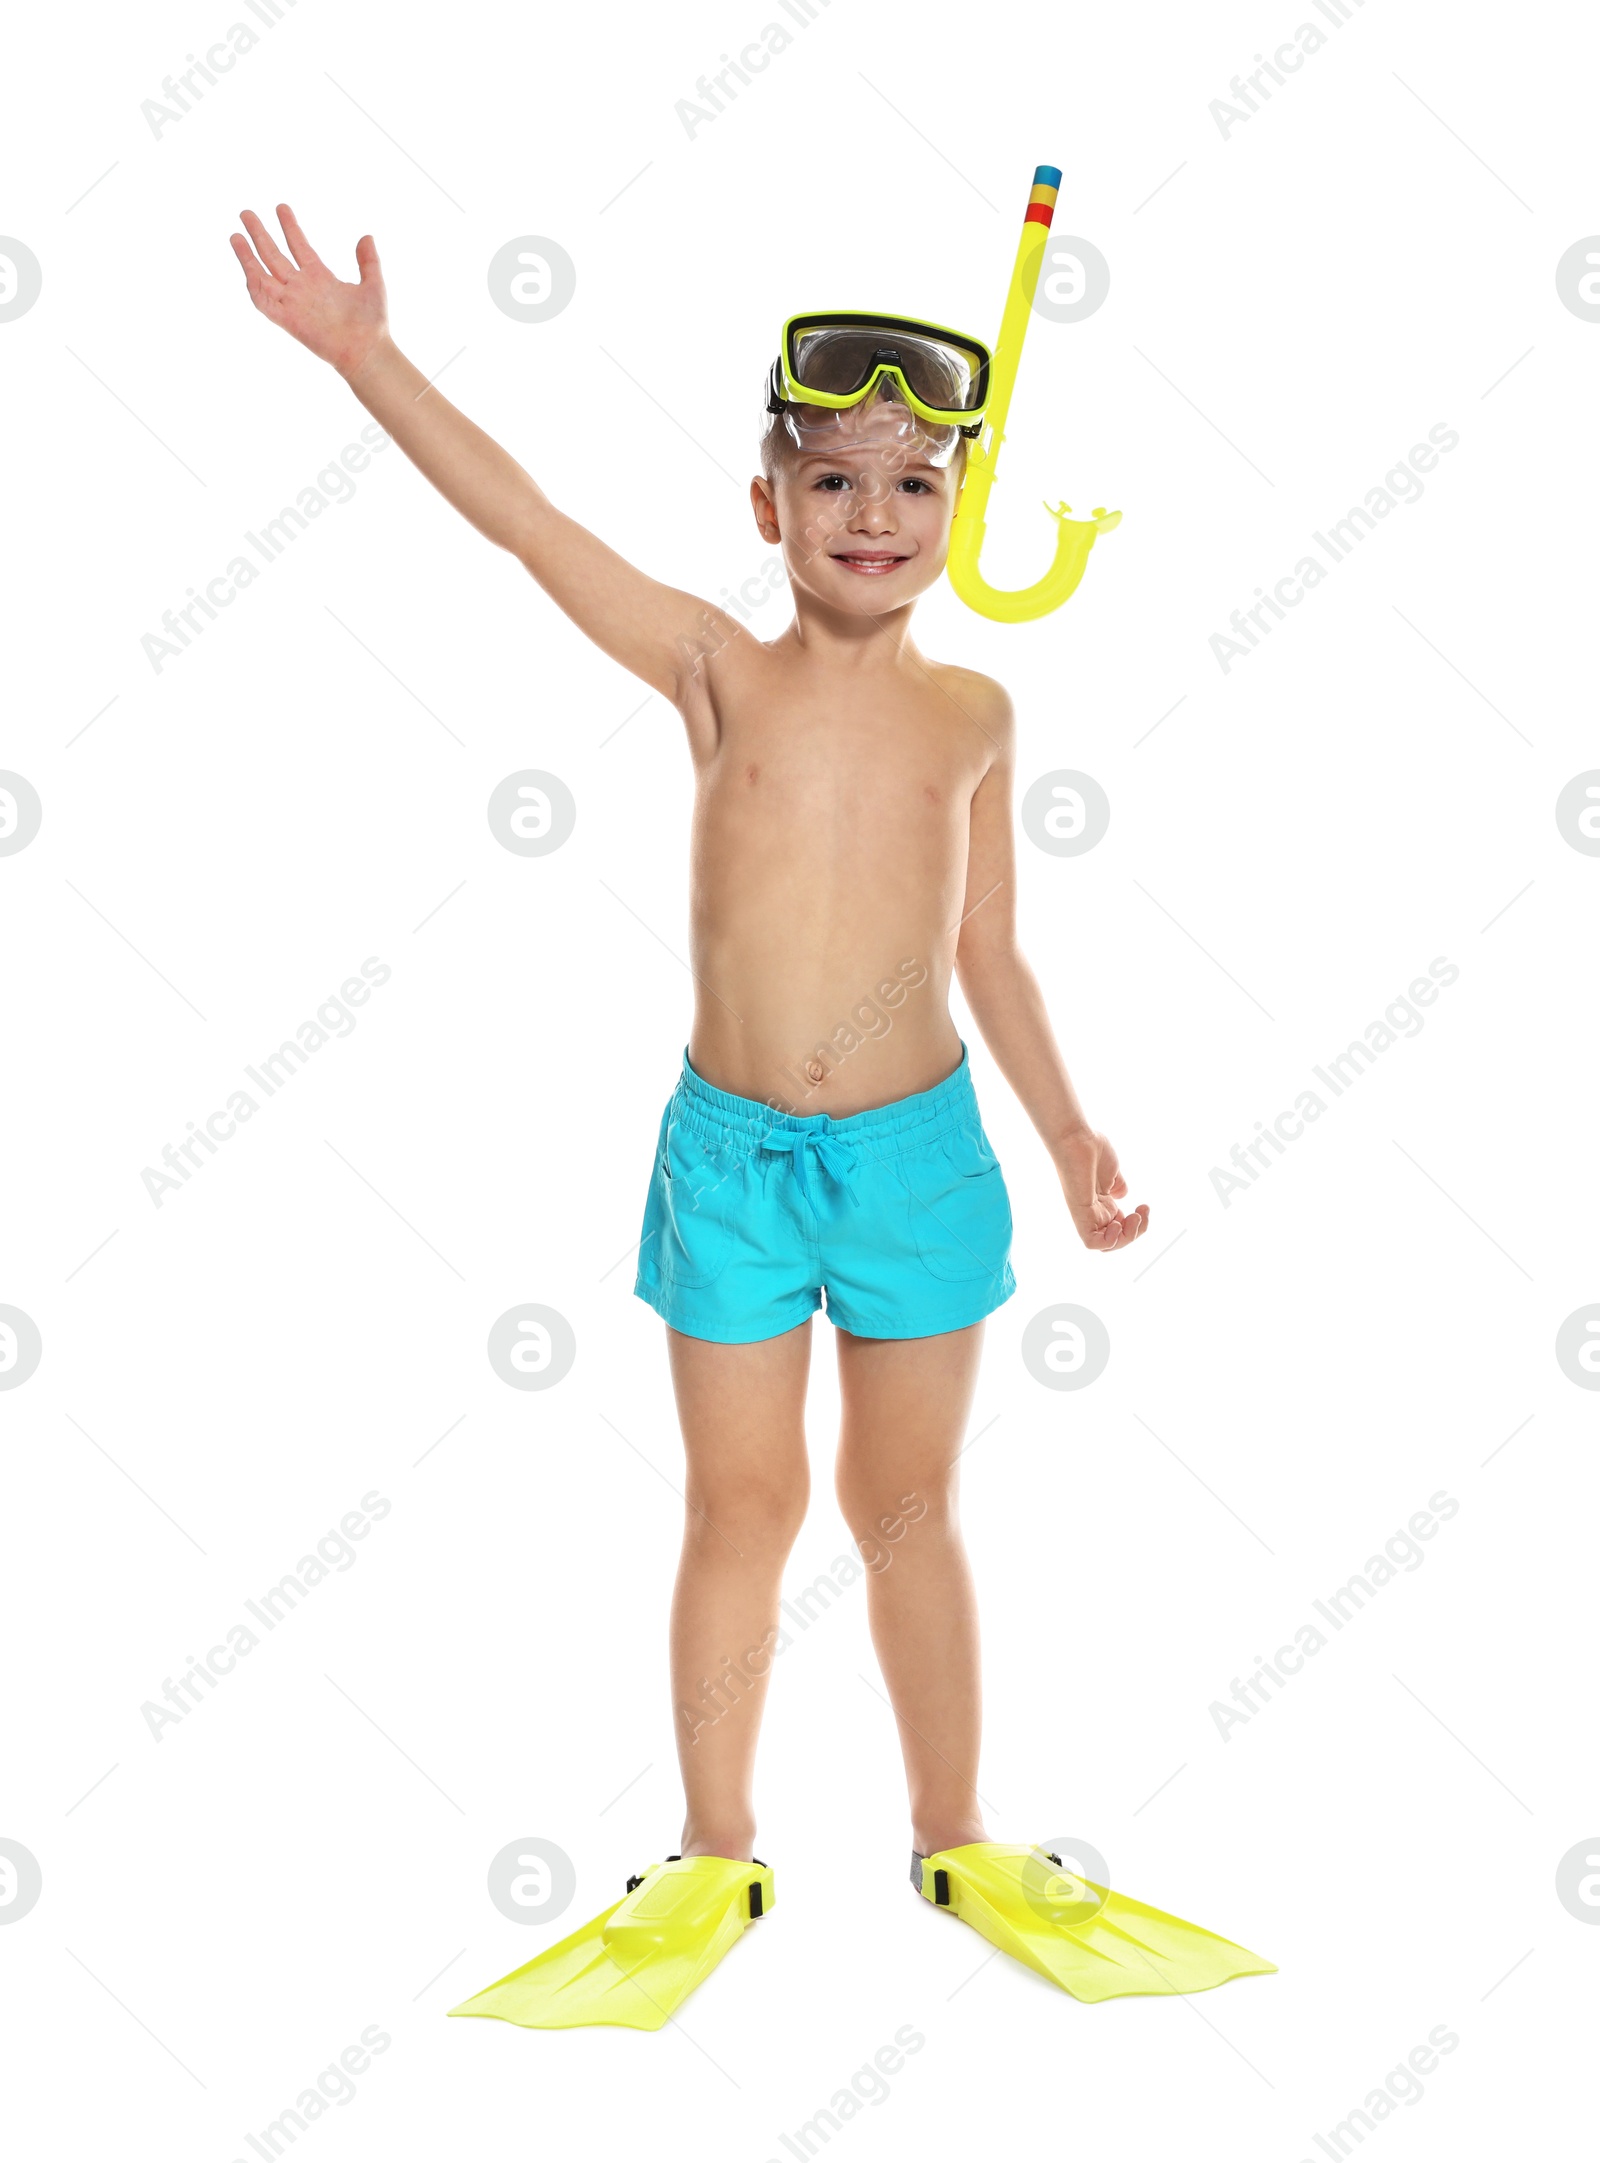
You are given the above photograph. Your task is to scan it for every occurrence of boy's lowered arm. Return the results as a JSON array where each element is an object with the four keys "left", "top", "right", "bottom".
[
  {"left": 230, "top": 206, "right": 727, "bottom": 703},
  {"left": 952, "top": 679, "right": 1148, "bottom": 1251}
]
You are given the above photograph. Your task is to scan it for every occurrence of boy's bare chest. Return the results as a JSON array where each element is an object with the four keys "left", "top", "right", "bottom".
[{"left": 706, "top": 685, "right": 987, "bottom": 825}]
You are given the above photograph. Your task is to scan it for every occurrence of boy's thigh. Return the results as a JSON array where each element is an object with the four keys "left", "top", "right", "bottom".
[
  {"left": 832, "top": 1325, "right": 985, "bottom": 1553},
  {"left": 666, "top": 1318, "right": 814, "bottom": 1477},
  {"left": 833, "top": 1322, "right": 986, "bottom": 1461}
]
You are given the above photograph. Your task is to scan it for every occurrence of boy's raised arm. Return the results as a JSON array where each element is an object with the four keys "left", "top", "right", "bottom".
[{"left": 230, "top": 205, "right": 724, "bottom": 703}]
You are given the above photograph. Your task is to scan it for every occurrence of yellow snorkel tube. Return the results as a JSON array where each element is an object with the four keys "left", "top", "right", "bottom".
[{"left": 947, "top": 166, "right": 1120, "bottom": 623}]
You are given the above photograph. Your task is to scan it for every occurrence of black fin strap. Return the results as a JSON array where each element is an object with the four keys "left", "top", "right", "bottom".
[{"left": 630, "top": 1851, "right": 766, "bottom": 1894}]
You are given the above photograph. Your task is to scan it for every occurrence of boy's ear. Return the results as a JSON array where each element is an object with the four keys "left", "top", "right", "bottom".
[{"left": 749, "top": 475, "right": 781, "bottom": 545}]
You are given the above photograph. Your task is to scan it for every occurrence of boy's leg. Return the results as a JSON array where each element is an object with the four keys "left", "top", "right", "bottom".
[
  {"left": 667, "top": 1320, "right": 813, "bottom": 1862},
  {"left": 834, "top": 1322, "right": 989, "bottom": 1855}
]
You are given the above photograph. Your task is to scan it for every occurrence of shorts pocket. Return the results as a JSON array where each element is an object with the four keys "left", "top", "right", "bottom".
[
  {"left": 906, "top": 1124, "right": 1014, "bottom": 1284},
  {"left": 654, "top": 1114, "right": 738, "bottom": 1290}
]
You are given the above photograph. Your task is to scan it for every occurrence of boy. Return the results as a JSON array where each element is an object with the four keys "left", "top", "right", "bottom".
[{"left": 233, "top": 206, "right": 1272, "bottom": 2019}]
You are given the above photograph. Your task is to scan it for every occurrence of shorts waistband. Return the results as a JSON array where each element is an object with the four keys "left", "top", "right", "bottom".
[{"left": 673, "top": 1044, "right": 978, "bottom": 1157}]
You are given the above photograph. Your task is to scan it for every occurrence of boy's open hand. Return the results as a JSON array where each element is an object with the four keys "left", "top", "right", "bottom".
[
  {"left": 230, "top": 204, "right": 388, "bottom": 381},
  {"left": 1057, "top": 1129, "right": 1149, "bottom": 1252}
]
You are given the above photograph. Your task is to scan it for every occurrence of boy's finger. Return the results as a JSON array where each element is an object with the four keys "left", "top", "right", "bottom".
[
  {"left": 230, "top": 222, "right": 267, "bottom": 276},
  {"left": 275, "top": 202, "right": 325, "bottom": 272},
  {"left": 354, "top": 234, "right": 382, "bottom": 284},
  {"left": 228, "top": 233, "right": 272, "bottom": 302},
  {"left": 239, "top": 207, "right": 295, "bottom": 280}
]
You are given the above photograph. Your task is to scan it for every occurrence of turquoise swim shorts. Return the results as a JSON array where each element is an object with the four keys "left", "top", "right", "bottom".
[{"left": 633, "top": 1045, "right": 1016, "bottom": 1343}]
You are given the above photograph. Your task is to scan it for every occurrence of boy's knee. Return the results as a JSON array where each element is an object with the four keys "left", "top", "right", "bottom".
[
  {"left": 835, "top": 1471, "right": 942, "bottom": 1557},
  {"left": 690, "top": 1469, "right": 809, "bottom": 1554}
]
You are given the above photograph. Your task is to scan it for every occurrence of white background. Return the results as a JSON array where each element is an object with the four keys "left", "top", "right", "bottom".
[{"left": 3, "top": 0, "right": 1596, "bottom": 2156}]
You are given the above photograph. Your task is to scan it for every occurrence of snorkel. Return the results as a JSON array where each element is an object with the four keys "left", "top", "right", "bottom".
[{"left": 946, "top": 167, "right": 1120, "bottom": 623}]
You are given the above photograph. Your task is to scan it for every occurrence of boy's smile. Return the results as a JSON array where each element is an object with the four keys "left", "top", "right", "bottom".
[{"left": 830, "top": 547, "right": 912, "bottom": 577}]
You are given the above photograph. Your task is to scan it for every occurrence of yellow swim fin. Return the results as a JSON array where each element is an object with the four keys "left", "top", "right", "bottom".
[
  {"left": 912, "top": 1843, "right": 1274, "bottom": 2004},
  {"left": 449, "top": 1854, "right": 774, "bottom": 2031}
]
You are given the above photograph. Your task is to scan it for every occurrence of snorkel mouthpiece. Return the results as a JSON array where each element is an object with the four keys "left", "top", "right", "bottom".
[{"left": 946, "top": 164, "right": 1120, "bottom": 623}]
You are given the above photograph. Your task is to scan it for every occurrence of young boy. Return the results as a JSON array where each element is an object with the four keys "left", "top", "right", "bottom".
[{"left": 233, "top": 206, "right": 1271, "bottom": 2020}]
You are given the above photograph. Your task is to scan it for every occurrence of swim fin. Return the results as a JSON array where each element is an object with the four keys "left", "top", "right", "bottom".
[
  {"left": 448, "top": 1854, "right": 774, "bottom": 2031},
  {"left": 912, "top": 1843, "right": 1274, "bottom": 2003}
]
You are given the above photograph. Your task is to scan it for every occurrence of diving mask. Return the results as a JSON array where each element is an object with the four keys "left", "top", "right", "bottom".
[{"left": 766, "top": 313, "right": 991, "bottom": 434}]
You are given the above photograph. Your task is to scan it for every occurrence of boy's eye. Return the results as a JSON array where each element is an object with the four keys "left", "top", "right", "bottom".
[{"left": 811, "top": 473, "right": 934, "bottom": 494}]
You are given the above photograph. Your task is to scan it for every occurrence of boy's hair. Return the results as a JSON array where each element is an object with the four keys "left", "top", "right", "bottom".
[{"left": 760, "top": 334, "right": 968, "bottom": 485}]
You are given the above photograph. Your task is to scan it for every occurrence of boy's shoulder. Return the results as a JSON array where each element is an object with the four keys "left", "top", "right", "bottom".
[{"left": 925, "top": 660, "right": 1015, "bottom": 742}]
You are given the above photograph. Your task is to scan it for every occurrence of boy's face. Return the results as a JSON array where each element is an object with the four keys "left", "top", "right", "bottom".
[{"left": 751, "top": 395, "right": 966, "bottom": 615}]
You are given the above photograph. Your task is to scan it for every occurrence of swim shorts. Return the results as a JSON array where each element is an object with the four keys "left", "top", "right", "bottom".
[{"left": 633, "top": 1044, "right": 1016, "bottom": 1343}]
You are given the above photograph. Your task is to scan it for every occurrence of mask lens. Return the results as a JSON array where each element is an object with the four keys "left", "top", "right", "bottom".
[
  {"left": 895, "top": 333, "right": 977, "bottom": 413},
  {"left": 791, "top": 327, "right": 884, "bottom": 398},
  {"left": 788, "top": 320, "right": 986, "bottom": 416}
]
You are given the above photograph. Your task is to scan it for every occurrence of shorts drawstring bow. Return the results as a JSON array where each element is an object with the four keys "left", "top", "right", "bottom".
[{"left": 759, "top": 1119, "right": 861, "bottom": 1210}]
